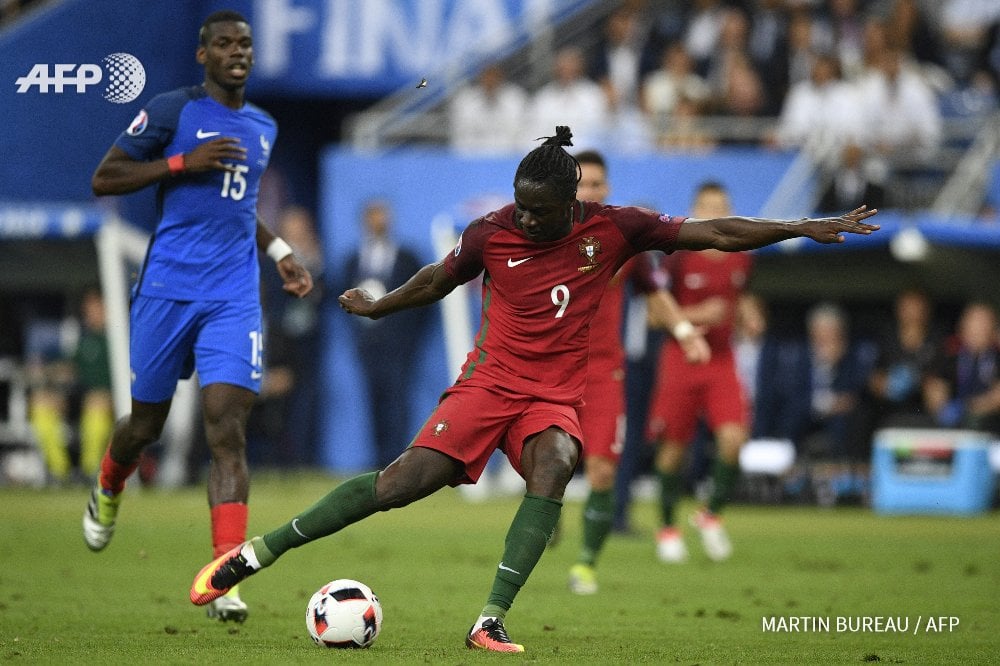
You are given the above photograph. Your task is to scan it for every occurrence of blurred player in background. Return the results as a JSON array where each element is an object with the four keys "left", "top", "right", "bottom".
[
  {"left": 189, "top": 126, "right": 878, "bottom": 652},
  {"left": 84, "top": 10, "right": 313, "bottom": 623},
  {"left": 567, "top": 150, "right": 710, "bottom": 596},
  {"left": 647, "top": 181, "right": 752, "bottom": 564}
]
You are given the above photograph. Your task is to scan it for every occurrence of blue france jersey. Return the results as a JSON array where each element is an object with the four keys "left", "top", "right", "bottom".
[{"left": 115, "top": 85, "right": 277, "bottom": 302}]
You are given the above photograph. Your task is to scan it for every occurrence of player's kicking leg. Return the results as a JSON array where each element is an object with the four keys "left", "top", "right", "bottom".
[{"left": 192, "top": 449, "right": 459, "bottom": 603}]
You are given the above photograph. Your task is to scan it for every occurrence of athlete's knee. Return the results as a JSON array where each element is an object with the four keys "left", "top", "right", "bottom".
[
  {"left": 585, "top": 456, "right": 616, "bottom": 491},
  {"left": 524, "top": 429, "right": 579, "bottom": 496},
  {"left": 716, "top": 425, "right": 747, "bottom": 462},
  {"left": 121, "top": 413, "right": 165, "bottom": 445},
  {"left": 374, "top": 449, "right": 456, "bottom": 509}
]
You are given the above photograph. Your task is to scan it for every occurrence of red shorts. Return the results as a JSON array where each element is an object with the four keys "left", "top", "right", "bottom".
[
  {"left": 647, "top": 344, "right": 748, "bottom": 444},
  {"left": 579, "top": 367, "right": 626, "bottom": 462},
  {"left": 410, "top": 382, "right": 583, "bottom": 485}
]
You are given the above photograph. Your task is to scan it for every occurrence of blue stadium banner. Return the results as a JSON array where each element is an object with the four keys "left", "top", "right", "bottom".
[
  {"left": 0, "top": 202, "right": 106, "bottom": 239},
  {"left": 209, "top": 0, "right": 593, "bottom": 96}
]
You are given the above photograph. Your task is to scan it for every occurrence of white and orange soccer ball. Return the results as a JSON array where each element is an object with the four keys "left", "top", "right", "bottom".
[{"left": 305, "top": 579, "right": 383, "bottom": 648}]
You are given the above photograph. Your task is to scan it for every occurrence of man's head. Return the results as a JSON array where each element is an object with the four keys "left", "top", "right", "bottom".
[
  {"left": 362, "top": 200, "right": 393, "bottom": 239},
  {"left": 512, "top": 126, "right": 580, "bottom": 242},
  {"left": 692, "top": 181, "right": 732, "bottom": 218},
  {"left": 575, "top": 150, "right": 609, "bottom": 204},
  {"left": 808, "top": 302, "right": 848, "bottom": 365},
  {"left": 958, "top": 302, "right": 998, "bottom": 353},
  {"left": 197, "top": 10, "right": 253, "bottom": 91}
]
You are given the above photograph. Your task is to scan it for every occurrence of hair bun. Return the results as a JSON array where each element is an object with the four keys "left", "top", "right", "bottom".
[{"left": 537, "top": 126, "right": 573, "bottom": 147}]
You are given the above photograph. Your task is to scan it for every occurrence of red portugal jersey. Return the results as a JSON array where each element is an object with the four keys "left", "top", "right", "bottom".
[
  {"left": 443, "top": 201, "right": 683, "bottom": 405},
  {"left": 665, "top": 250, "right": 752, "bottom": 353},
  {"left": 587, "top": 253, "right": 666, "bottom": 376}
]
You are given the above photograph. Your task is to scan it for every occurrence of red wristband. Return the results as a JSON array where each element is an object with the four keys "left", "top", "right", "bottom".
[{"left": 167, "top": 153, "right": 185, "bottom": 175}]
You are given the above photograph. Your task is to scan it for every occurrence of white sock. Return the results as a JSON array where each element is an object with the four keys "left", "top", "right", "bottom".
[
  {"left": 474, "top": 615, "right": 498, "bottom": 631},
  {"left": 239, "top": 541, "right": 262, "bottom": 570}
]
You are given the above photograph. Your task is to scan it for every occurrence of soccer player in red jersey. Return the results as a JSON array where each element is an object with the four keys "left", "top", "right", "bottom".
[
  {"left": 647, "top": 181, "right": 754, "bottom": 563},
  {"left": 190, "top": 127, "right": 879, "bottom": 652},
  {"left": 568, "top": 150, "right": 710, "bottom": 596}
]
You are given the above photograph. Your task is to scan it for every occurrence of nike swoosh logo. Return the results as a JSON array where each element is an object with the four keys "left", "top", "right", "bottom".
[
  {"left": 291, "top": 518, "right": 307, "bottom": 538},
  {"left": 507, "top": 257, "right": 533, "bottom": 268},
  {"left": 498, "top": 561, "right": 521, "bottom": 575},
  {"left": 196, "top": 129, "right": 221, "bottom": 139}
]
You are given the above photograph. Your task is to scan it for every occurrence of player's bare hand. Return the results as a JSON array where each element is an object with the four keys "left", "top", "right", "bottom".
[
  {"left": 183, "top": 137, "right": 248, "bottom": 173},
  {"left": 679, "top": 332, "right": 712, "bottom": 365},
  {"left": 802, "top": 205, "right": 880, "bottom": 244},
  {"left": 339, "top": 288, "right": 379, "bottom": 318},
  {"left": 277, "top": 256, "right": 314, "bottom": 298}
]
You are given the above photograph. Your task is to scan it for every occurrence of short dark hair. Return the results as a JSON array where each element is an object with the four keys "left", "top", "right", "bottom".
[
  {"left": 199, "top": 10, "right": 249, "bottom": 46},
  {"left": 695, "top": 180, "right": 728, "bottom": 198},
  {"left": 574, "top": 150, "right": 606, "bottom": 170},
  {"left": 513, "top": 126, "right": 581, "bottom": 201}
]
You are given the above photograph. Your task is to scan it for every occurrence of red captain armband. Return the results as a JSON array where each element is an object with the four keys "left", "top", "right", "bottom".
[{"left": 166, "top": 153, "right": 186, "bottom": 175}]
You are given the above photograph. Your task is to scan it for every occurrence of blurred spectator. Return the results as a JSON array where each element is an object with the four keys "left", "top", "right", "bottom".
[
  {"left": 590, "top": 7, "right": 653, "bottom": 111},
  {"left": 641, "top": 42, "right": 712, "bottom": 145},
  {"left": 858, "top": 46, "right": 943, "bottom": 166},
  {"left": 887, "top": 0, "right": 945, "bottom": 70},
  {"left": 816, "top": 143, "right": 887, "bottom": 214},
  {"left": 529, "top": 46, "right": 609, "bottom": 150},
  {"left": 26, "top": 314, "right": 76, "bottom": 484},
  {"left": 800, "top": 303, "right": 872, "bottom": 462},
  {"left": 732, "top": 292, "right": 768, "bottom": 420},
  {"left": 786, "top": 8, "right": 822, "bottom": 89},
  {"left": 718, "top": 51, "right": 768, "bottom": 118},
  {"left": 342, "top": 200, "right": 430, "bottom": 468},
  {"left": 590, "top": 7, "right": 656, "bottom": 152},
  {"left": 747, "top": 0, "right": 792, "bottom": 115},
  {"left": 683, "top": 0, "right": 728, "bottom": 75},
  {"left": 448, "top": 63, "right": 528, "bottom": 155},
  {"left": 72, "top": 288, "right": 114, "bottom": 479},
  {"left": 925, "top": 301, "right": 1000, "bottom": 435},
  {"left": 772, "top": 53, "right": 862, "bottom": 151},
  {"left": 821, "top": 0, "right": 866, "bottom": 80},
  {"left": 657, "top": 94, "right": 717, "bottom": 151},
  {"left": 26, "top": 288, "right": 113, "bottom": 483},
  {"left": 858, "top": 16, "right": 891, "bottom": 79},
  {"left": 940, "top": 0, "right": 1000, "bottom": 84},
  {"left": 865, "top": 288, "right": 941, "bottom": 429},
  {"left": 706, "top": 8, "right": 767, "bottom": 117},
  {"left": 250, "top": 206, "right": 326, "bottom": 468}
]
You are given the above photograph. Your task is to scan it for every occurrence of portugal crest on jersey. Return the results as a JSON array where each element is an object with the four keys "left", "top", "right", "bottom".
[{"left": 578, "top": 236, "right": 602, "bottom": 272}]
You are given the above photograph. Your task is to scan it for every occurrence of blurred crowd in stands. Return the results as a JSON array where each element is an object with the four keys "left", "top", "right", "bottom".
[{"left": 449, "top": 0, "right": 1000, "bottom": 211}]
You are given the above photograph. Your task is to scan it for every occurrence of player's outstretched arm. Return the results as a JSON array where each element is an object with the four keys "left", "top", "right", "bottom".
[
  {"left": 339, "top": 261, "right": 459, "bottom": 320},
  {"left": 675, "top": 205, "right": 879, "bottom": 252},
  {"left": 92, "top": 138, "right": 248, "bottom": 196}
]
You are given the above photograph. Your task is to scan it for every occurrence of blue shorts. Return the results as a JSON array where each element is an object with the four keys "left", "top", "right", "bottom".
[{"left": 129, "top": 295, "right": 263, "bottom": 402}]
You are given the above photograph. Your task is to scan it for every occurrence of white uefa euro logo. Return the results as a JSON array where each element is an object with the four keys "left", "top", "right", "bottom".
[{"left": 15, "top": 52, "right": 146, "bottom": 104}]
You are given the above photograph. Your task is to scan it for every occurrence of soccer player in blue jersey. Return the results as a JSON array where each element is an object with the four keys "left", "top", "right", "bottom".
[{"left": 83, "top": 10, "right": 313, "bottom": 623}]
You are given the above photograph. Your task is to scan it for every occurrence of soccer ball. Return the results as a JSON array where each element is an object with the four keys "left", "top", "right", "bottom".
[{"left": 305, "top": 579, "right": 383, "bottom": 648}]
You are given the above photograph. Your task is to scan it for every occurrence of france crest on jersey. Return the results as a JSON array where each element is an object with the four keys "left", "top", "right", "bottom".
[{"left": 115, "top": 85, "right": 277, "bottom": 302}]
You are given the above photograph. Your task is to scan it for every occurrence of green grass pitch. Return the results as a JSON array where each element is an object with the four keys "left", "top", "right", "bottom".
[{"left": 2, "top": 472, "right": 997, "bottom": 664}]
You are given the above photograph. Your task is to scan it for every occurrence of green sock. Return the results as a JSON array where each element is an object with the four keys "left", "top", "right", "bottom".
[
  {"left": 658, "top": 471, "right": 683, "bottom": 527},
  {"left": 708, "top": 460, "right": 740, "bottom": 515},
  {"left": 579, "top": 489, "right": 614, "bottom": 567},
  {"left": 484, "top": 494, "right": 562, "bottom": 617},
  {"left": 261, "top": 472, "right": 379, "bottom": 559}
]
